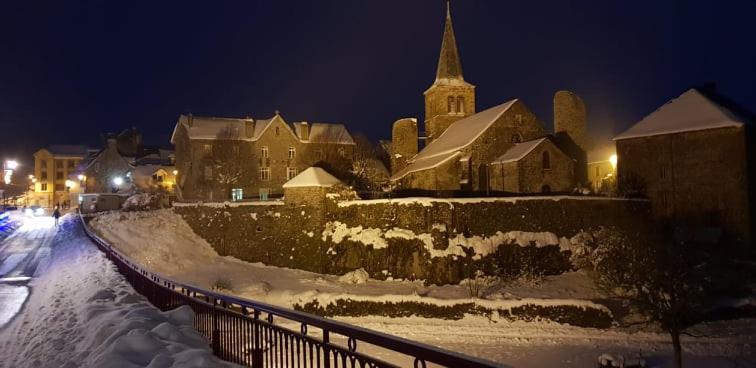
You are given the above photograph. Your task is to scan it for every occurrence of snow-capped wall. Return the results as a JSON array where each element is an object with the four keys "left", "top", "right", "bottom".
[{"left": 174, "top": 196, "right": 651, "bottom": 285}]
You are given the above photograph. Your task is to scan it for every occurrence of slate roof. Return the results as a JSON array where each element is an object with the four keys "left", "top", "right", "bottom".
[
  {"left": 44, "top": 145, "right": 91, "bottom": 158},
  {"left": 614, "top": 88, "right": 747, "bottom": 140},
  {"left": 492, "top": 138, "right": 548, "bottom": 164}
]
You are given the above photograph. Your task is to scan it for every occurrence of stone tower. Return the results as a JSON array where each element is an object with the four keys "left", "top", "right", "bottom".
[
  {"left": 391, "top": 118, "right": 418, "bottom": 174},
  {"left": 424, "top": 1, "right": 475, "bottom": 144},
  {"left": 553, "top": 90, "right": 588, "bottom": 151}
]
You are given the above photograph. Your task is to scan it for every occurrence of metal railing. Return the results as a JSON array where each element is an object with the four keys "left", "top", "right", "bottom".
[{"left": 79, "top": 214, "right": 502, "bottom": 368}]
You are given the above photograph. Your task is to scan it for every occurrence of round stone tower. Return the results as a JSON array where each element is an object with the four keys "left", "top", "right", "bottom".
[
  {"left": 553, "top": 90, "right": 588, "bottom": 151},
  {"left": 391, "top": 118, "right": 419, "bottom": 175}
]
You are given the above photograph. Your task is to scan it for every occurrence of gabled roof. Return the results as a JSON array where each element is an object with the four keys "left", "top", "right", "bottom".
[
  {"left": 42, "top": 145, "right": 91, "bottom": 158},
  {"left": 492, "top": 138, "right": 549, "bottom": 164},
  {"left": 390, "top": 99, "right": 518, "bottom": 181},
  {"left": 170, "top": 115, "right": 267, "bottom": 143},
  {"left": 282, "top": 167, "right": 342, "bottom": 188},
  {"left": 614, "top": 88, "right": 747, "bottom": 140},
  {"left": 293, "top": 122, "right": 355, "bottom": 145}
]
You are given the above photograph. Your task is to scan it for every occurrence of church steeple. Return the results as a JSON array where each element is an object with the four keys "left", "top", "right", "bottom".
[
  {"left": 423, "top": 1, "right": 476, "bottom": 144},
  {"left": 435, "top": 1, "right": 464, "bottom": 81}
]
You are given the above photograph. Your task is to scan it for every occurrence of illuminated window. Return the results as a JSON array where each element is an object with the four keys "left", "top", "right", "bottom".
[
  {"left": 203, "top": 144, "right": 212, "bottom": 155},
  {"left": 542, "top": 151, "right": 551, "bottom": 170},
  {"left": 261, "top": 146, "right": 269, "bottom": 158},
  {"left": 288, "top": 147, "right": 296, "bottom": 160},
  {"left": 286, "top": 167, "right": 298, "bottom": 180},
  {"left": 231, "top": 188, "right": 243, "bottom": 202},
  {"left": 260, "top": 167, "right": 270, "bottom": 181}
]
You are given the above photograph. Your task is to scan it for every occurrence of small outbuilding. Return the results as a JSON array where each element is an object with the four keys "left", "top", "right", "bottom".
[
  {"left": 282, "top": 167, "right": 342, "bottom": 206},
  {"left": 489, "top": 137, "right": 575, "bottom": 193}
]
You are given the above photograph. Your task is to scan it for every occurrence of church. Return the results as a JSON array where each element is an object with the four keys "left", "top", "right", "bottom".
[{"left": 389, "top": 4, "right": 588, "bottom": 194}]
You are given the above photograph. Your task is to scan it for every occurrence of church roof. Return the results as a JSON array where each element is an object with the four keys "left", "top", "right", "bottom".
[
  {"left": 391, "top": 99, "right": 518, "bottom": 181},
  {"left": 435, "top": 2, "right": 464, "bottom": 82},
  {"left": 614, "top": 88, "right": 747, "bottom": 140},
  {"left": 282, "top": 167, "right": 342, "bottom": 188},
  {"left": 492, "top": 138, "right": 549, "bottom": 164}
]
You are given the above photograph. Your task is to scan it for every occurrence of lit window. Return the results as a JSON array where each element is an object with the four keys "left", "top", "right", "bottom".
[
  {"left": 288, "top": 147, "right": 296, "bottom": 160},
  {"left": 286, "top": 167, "right": 298, "bottom": 180},
  {"left": 41, "top": 183, "right": 48, "bottom": 191},
  {"left": 231, "top": 188, "right": 243, "bottom": 202},
  {"left": 203, "top": 144, "right": 212, "bottom": 154},
  {"left": 260, "top": 167, "right": 270, "bottom": 181},
  {"left": 261, "top": 146, "right": 269, "bottom": 158}
]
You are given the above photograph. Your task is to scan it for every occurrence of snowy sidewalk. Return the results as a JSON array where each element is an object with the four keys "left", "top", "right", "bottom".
[{"left": 0, "top": 215, "right": 236, "bottom": 368}]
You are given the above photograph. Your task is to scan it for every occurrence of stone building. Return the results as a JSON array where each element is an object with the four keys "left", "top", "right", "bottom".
[
  {"left": 83, "top": 137, "right": 134, "bottom": 194},
  {"left": 171, "top": 112, "right": 355, "bottom": 202},
  {"left": 489, "top": 137, "right": 575, "bottom": 193},
  {"left": 282, "top": 167, "right": 342, "bottom": 207},
  {"left": 587, "top": 145, "right": 617, "bottom": 194},
  {"left": 389, "top": 4, "right": 586, "bottom": 194},
  {"left": 30, "top": 145, "right": 91, "bottom": 207},
  {"left": 614, "top": 88, "right": 752, "bottom": 245}
]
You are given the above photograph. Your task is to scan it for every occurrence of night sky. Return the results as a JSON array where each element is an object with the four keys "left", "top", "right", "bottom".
[{"left": 1, "top": 0, "right": 754, "bottom": 169}]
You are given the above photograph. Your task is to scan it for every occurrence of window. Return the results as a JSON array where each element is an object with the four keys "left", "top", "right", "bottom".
[
  {"left": 67, "top": 160, "right": 75, "bottom": 169},
  {"left": 542, "top": 151, "right": 551, "bottom": 170},
  {"left": 286, "top": 167, "right": 298, "bottom": 180},
  {"left": 541, "top": 184, "right": 551, "bottom": 194},
  {"left": 259, "top": 188, "right": 270, "bottom": 201},
  {"left": 204, "top": 165, "right": 213, "bottom": 180},
  {"left": 338, "top": 147, "right": 346, "bottom": 157},
  {"left": 55, "top": 172, "right": 63, "bottom": 180},
  {"left": 275, "top": 127, "right": 280, "bottom": 136},
  {"left": 511, "top": 134, "right": 522, "bottom": 143},
  {"left": 231, "top": 188, "right": 243, "bottom": 202},
  {"left": 152, "top": 174, "right": 164, "bottom": 183},
  {"left": 41, "top": 160, "right": 47, "bottom": 169},
  {"left": 41, "top": 183, "right": 48, "bottom": 191},
  {"left": 55, "top": 160, "right": 63, "bottom": 169},
  {"left": 456, "top": 96, "right": 465, "bottom": 114},
  {"left": 54, "top": 184, "right": 64, "bottom": 191},
  {"left": 260, "top": 167, "right": 270, "bottom": 181},
  {"left": 261, "top": 146, "right": 269, "bottom": 158},
  {"left": 447, "top": 96, "right": 455, "bottom": 113},
  {"left": 203, "top": 144, "right": 212, "bottom": 155},
  {"left": 659, "top": 164, "right": 667, "bottom": 180},
  {"left": 515, "top": 114, "right": 523, "bottom": 124},
  {"left": 288, "top": 147, "right": 296, "bottom": 160},
  {"left": 41, "top": 172, "right": 48, "bottom": 180}
]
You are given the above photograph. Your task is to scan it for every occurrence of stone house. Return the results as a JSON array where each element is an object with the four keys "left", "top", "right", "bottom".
[
  {"left": 83, "top": 137, "right": 134, "bottom": 194},
  {"left": 489, "top": 137, "right": 575, "bottom": 193},
  {"left": 389, "top": 3, "right": 586, "bottom": 194},
  {"left": 614, "top": 88, "right": 752, "bottom": 245},
  {"left": 30, "top": 145, "right": 91, "bottom": 207},
  {"left": 171, "top": 112, "right": 355, "bottom": 202}
]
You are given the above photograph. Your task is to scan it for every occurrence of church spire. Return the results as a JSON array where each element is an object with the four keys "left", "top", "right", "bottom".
[{"left": 435, "top": 0, "right": 464, "bottom": 81}]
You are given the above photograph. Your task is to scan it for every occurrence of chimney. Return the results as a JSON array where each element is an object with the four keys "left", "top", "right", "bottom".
[
  {"left": 245, "top": 118, "right": 256, "bottom": 139},
  {"left": 187, "top": 113, "right": 194, "bottom": 127},
  {"left": 300, "top": 122, "right": 309, "bottom": 141}
]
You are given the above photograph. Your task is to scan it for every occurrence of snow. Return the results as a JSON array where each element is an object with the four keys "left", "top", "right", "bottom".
[
  {"left": 282, "top": 167, "right": 342, "bottom": 188},
  {"left": 492, "top": 138, "right": 548, "bottom": 164},
  {"left": 295, "top": 122, "right": 356, "bottom": 145},
  {"left": 614, "top": 88, "right": 746, "bottom": 140},
  {"left": 173, "top": 200, "right": 283, "bottom": 208},
  {"left": 0, "top": 215, "right": 235, "bottom": 368},
  {"left": 391, "top": 99, "right": 518, "bottom": 181},
  {"left": 338, "top": 195, "right": 647, "bottom": 208},
  {"left": 337, "top": 268, "right": 370, "bottom": 284}
]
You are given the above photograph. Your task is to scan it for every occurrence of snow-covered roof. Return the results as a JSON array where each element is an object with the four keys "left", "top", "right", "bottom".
[
  {"left": 41, "top": 145, "right": 91, "bottom": 158},
  {"left": 391, "top": 100, "right": 517, "bottom": 181},
  {"left": 614, "top": 89, "right": 747, "bottom": 140},
  {"left": 282, "top": 167, "right": 342, "bottom": 188},
  {"left": 492, "top": 138, "right": 548, "bottom": 164},
  {"left": 293, "top": 122, "right": 355, "bottom": 145}
]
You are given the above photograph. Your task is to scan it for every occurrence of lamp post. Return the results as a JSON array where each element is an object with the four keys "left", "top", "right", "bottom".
[{"left": 112, "top": 176, "right": 124, "bottom": 193}]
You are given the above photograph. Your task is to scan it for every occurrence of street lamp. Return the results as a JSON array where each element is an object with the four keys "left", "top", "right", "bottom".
[
  {"left": 3, "top": 160, "right": 19, "bottom": 185},
  {"left": 609, "top": 154, "right": 618, "bottom": 170}
]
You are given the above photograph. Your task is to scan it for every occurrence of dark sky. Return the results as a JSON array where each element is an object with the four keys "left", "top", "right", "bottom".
[{"left": 1, "top": 0, "right": 754, "bottom": 168}]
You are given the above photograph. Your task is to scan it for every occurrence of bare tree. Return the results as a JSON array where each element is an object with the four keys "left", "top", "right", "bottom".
[{"left": 350, "top": 134, "right": 389, "bottom": 192}]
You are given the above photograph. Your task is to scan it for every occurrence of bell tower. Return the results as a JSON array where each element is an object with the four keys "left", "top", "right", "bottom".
[{"left": 424, "top": 1, "right": 476, "bottom": 144}]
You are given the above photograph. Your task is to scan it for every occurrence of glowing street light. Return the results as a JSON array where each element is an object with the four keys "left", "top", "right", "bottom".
[
  {"left": 172, "top": 170, "right": 178, "bottom": 176},
  {"left": 609, "top": 154, "right": 618, "bottom": 169},
  {"left": 65, "top": 180, "right": 75, "bottom": 189},
  {"left": 5, "top": 160, "right": 18, "bottom": 170},
  {"left": 112, "top": 176, "right": 124, "bottom": 186},
  {"left": 77, "top": 174, "right": 86, "bottom": 181}
]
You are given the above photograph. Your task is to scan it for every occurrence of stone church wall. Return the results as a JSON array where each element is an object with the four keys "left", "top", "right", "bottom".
[{"left": 174, "top": 197, "right": 651, "bottom": 285}]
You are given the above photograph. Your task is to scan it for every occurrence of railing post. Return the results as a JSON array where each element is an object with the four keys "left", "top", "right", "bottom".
[
  {"left": 212, "top": 297, "right": 221, "bottom": 355},
  {"left": 323, "top": 329, "right": 331, "bottom": 368},
  {"left": 252, "top": 310, "right": 263, "bottom": 367}
]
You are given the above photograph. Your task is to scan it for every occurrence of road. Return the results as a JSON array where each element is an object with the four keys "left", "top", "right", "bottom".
[{"left": 0, "top": 214, "right": 56, "bottom": 329}]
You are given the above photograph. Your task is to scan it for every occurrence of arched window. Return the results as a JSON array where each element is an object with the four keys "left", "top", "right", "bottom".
[
  {"left": 447, "top": 96, "right": 455, "bottom": 113},
  {"left": 457, "top": 96, "right": 465, "bottom": 114},
  {"left": 542, "top": 151, "right": 551, "bottom": 169},
  {"left": 511, "top": 134, "right": 522, "bottom": 143}
]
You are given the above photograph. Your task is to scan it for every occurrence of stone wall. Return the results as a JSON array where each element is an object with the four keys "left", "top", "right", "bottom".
[{"left": 175, "top": 196, "right": 651, "bottom": 285}]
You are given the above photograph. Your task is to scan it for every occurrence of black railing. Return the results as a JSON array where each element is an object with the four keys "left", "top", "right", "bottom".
[{"left": 79, "top": 214, "right": 503, "bottom": 368}]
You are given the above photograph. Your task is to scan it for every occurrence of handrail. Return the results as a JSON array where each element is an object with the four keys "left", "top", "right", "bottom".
[{"left": 79, "top": 212, "right": 504, "bottom": 368}]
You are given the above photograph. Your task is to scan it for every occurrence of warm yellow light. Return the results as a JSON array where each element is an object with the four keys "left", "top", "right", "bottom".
[
  {"left": 77, "top": 174, "right": 86, "bottom": 181},
  {"left": 609, "top": 154, "right": 618, "bottom": 169},
  {"left": 65, "top": 180, "right": 75, "bottom": 188},
  {"left": 172, "top": 170, "right": 178, "bottom": 175},
  {"left": 28, "top": 174, "right": 34, "bottom": 179},
  {"left": 31, "top": 178, "right": 37, "bottom": 183}
]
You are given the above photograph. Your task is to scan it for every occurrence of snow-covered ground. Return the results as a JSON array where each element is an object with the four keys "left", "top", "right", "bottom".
[
  {"left": 0, "top": 215, "right": 236, "bottom": 368},
  {"left": 89, "top": 209, "right": 756, "bottom": 367}
]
